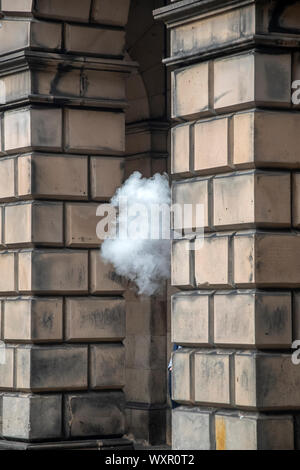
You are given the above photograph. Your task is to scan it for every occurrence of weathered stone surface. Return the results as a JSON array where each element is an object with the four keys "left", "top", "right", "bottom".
[
  {"left": 234, "top": 232, "right": 300, "bottom": 287},
  {"left": 233, "top": 111, "right": 300, "bottom": 169},
  {"left": 4, "top": 298, "right": 63, "bottom": 343},
  {"left": 172, "top": 178, "right": 209, "bottom": 231},
  {"left": 172, "top": 407, "right": 213, "bottom": 450},
  {"left": 63, "top": 391, "right": 125, "bottom": 438},
  {"left": 92, "top": 0, "right": 130, "bottom": 26},
  {"left": 65, "top": 109, "right": 125, "bottom": 155},
  {"left": 18, "top": 154, "right": 88, "bottom": 200},
  {"left": 90, "top": 157, "right": 124, "bottom": 201},
  {"left": 214, "top": 52, "right": 291, "bottom": 111},
  {"left": 0, "top": 20, "right": 62, "bottom": 55},
  {"left": 194, "top": 234, "right": 230, "bottom": 288},
  {"left": 90, "top": 250, "right": 125, "bottom": 295},
  {"left": 170, "top": 4, "right": 255, "bottom": 59},
  {"left": 0, "top": 252, "right": 16, "bottom": 294},
  {"left": 194, "top": 117, "right": 230, "bottom": 174},
  {"left": 171, "top": 123, "right": 190, "bottom": 176},
  {"left": 18, "top": 250, "right": 88, "bottom": 294},
  {"left": 125, "top": 334, "right": 166, "bottom": 370},
  {"left": 65, "top": 297, "right": 125, "bottom": 342},
  {"left": 35, "top": 0, "right": 92, "bottom": 22},
  {"left": 0, "top": 158, "right": 15, "bottom": 201},
  {"left": 65, "top": 203, "right": 100, "bottom": 247},
  {"left": 65, "top": 25, "right": 125, "bottom": 56},
  {"left": 2, "top": 394, "right": 62, "bottom": 441},
  {"left": 0, "top": 346, "right": 14, "bottom": 389},
  {"left": 194, "top": 350, "right": 232, "bottom": 405},
  {"left": 213, "top": 171, "right": 291, "bottom": 229},
  {"left": 214, "top": 291, "right": 292, "bottom": 348},
  {"left": 4, "top": 108, "right": 62, "bottom": 154},
  {"left": 4, "top": 202, "right": 63, "bottom": 247},
  {"left": 215, "top": 411, "right": 294, "bottom": 450},
  {"left": 171, "top": 240, "right": 192, "bottom": 288},
  {"left": 16, "top": 345, "right": 88, "bottom": 391},
  {"left": 90, "top": 344, "right": 125, "bottom": 390},
  {"left": 235, "top": 351, "right": 300, "bottom": 409},
  {"left": 125, "top": 369, "right": 166, "bottom": 404},
  {"left": 171, "top": 292, "right": 211, "bottom": 346},
  {"left": 172, "top": 348, "right": 193, "bottom": 403},
  {"left": 172, "top": 62, "right": 210, "bottom": 119},
  {"left": 125, "top": 292, "right": 166, "bottom": 337},
  {"left": 126, "top": 407, "right": 166, "bottom": 446},
  {"left": 2, "top": 0, "right": 33, "bottom": 12}
]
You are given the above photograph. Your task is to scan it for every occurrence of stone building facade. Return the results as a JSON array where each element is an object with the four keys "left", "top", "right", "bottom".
[{"left": 0, "top": 0, "right": 299, "bottom": 450}]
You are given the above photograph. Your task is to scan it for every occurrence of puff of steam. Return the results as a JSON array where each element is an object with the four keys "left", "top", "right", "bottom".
[{"left": 100, "top": 171, "right": 171, "bottom": 296}]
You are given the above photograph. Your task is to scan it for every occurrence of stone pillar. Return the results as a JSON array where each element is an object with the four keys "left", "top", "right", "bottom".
[
  {"left": 155, "top": 0, "right": 300, "bottom": 450},
  {"left": 0, "top": 0, "right": 134, "bottom": 449}
]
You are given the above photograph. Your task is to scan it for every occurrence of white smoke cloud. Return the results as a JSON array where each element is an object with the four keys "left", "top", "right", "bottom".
[{"left": 100, "top": 171, "right": 171, "bottom": 296}]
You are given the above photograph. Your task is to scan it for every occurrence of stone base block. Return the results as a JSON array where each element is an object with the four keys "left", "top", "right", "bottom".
[{"left": 0, "top": 438, "right": 133, "bottom": 450}]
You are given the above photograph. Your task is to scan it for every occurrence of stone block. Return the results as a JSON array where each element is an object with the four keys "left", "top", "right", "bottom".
[
  {"left": 234, "top": 232, "right": 300, "bottom": 288},
  {"left": 16, "top": 345, "right": 88, "bottom": 391},
  {"left": 0, "top": 20, "right": 62, "bottom": 55},
  {"left": 18, "top": 250, "right": 88, "bottom": 294},
  {"left": 65, "top": 24, "right": 125, "bottom": 57},
  {"left": 65, "top": 109, "right": 125, "bottom": 155},
  {"left": 126, "top": 407, "right": 166, "bottom": 446},
  {"left": 172, "top": 407, "right": 213, "bottom": 450},
  {"left": 0, "top": 252, "right": 16, "bottom": 294},
  {"left": 18, "top": 154, "right": 88, "bottom": 200},
  {"left": 172, "top": 348, "right": 193, "bottom": 403},
  {"left": 213, "top": 171, "right": 291, "bottom": 229},
  {"left": 215, "top": 411, "right": 294, "bottom": 450},
  {"left": 0, "top": 346, "right": 14, "bottom": 389},
  {"left": 194, "top": 117, "right": 231, "bottom": 174},
  {"left": 194, "top": 350, "right": 232, "bottom": 405},
  {"left": 125, "top": 369, "right": 166, "bottom": 404},
  {"left": 125, "top": 334, "right": 166, "bottom": 370},
  {"left": 171, "top": 292, "right": 211, "bottom": 346},
  {"left": 35, "top": 0, "right": 91, "bottom": 22},
  {"left": 90, "top": 250, "right": 125, "bottom": 295},
  {"left": 170, "top": 5, "right": 255, "bottom": 59},
  {"left": 172, "top": 62, "right": 210, "bottom": 119},
  {"left": 2, "top": 394, "right": 62, "bottom": 441},
  {"left": 194, "top": 234, "right": 230, "bottom": 288},
  {"left": 90, "top": 344, "right": 125, "bottom": 390},
  {"left": 172, "top": 178, "right": 209, "bottom": 231},
  {"left": 293, "top": 173, "right": 300, "bottom": 228},
  {"left": 171, "top": 123, "right": 190, "bottom": 176},
  {"left": 214, "top": 52, "right": 291, "bottom": 112},
  {"left": 235, "top": 351, "right": 300, "bottom": 409},
  {"left": 4, "top": 202, "right": 63, "bottom": 247},
  {"left": 65, "top": 297, "right": 125, "bottom": 342},
  {"left": 0, "top": 158, "right": 15, "bottom": 201},
  {"left": 4, "top": 298, "right": 63, "bottom": 343},
  {"left": 91, "top": 0, "right": 130, "bottom": 26},
  {"left": 171, "top": 239, "right": 192, "bottom": 289},
  {"left": 233, "top": 110, "right": 300, "bottom": 169},
  {"left": 214, "top": 291, "right": 292, "bottom": 348},
  {"left": 90, "top": 157, "right": 124, "bottom": 201},
  {"left": 4, "top": 107, "right": 62, "bottom": 154},
  {"left": 125, "top": 292, "right": 166, "bottom": 336},
  {"left": 63, "top": 391, "right": 125, "bottom": 438},
  {"left": 65, "top": 203, "right": 101, "bottom": 247}
]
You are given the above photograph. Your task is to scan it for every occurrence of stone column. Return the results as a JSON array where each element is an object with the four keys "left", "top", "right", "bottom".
[
  {"left": 0, "top": 0, "right": 134, "bottom": 449},
  {"left": 155, "top": 0, "right": 300, "bottom": 450}
]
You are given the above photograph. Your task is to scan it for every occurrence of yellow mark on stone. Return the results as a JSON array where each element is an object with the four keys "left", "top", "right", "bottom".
[{"left": 216, "top": 417, "right": 226, "bottom": 450}]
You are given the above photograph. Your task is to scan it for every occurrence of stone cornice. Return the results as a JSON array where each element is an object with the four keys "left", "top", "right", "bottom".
[
  {"left": 0, "top": 50, "right": 138, "bottom": 77},
  {"left": 0, "top": 51, "right": 138, "bottom": 111},
  {"left": 153, "top": 0, "right": 256, "bottom": 25}
]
